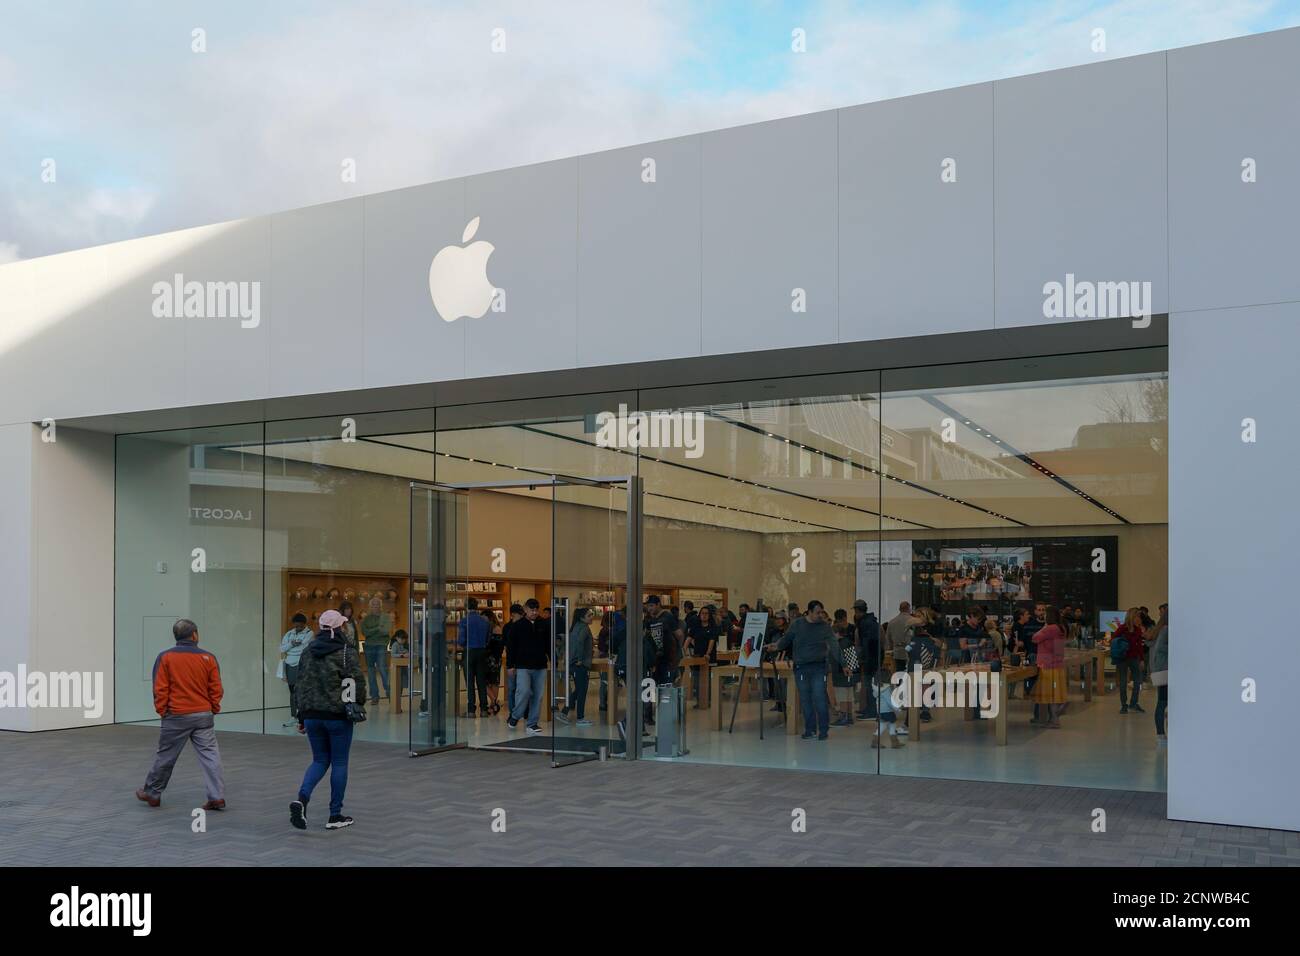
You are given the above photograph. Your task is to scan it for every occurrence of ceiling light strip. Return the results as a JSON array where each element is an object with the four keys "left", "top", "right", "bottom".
[
  {"left": 514, "top": 423, "right": 934, "bottom": 531},
  {"left": 702, "top": 409, "right": 1027, "bottom": 527},
  {"left": 361, "top": 438, "right": 851, "bottom": 533},
  {"left": 921, "top": 395, "right": 1130, "bottom": 525}
]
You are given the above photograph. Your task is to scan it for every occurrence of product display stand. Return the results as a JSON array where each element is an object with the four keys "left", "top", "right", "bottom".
[{"left": 726, "top": 661, "right": 767, "bottom": 740}]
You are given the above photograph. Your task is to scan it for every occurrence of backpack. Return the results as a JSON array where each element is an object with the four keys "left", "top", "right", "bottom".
[
  {"left": 906, "top": 635, "right": 937, "bottom": 671},
  {"left": 839, "top": 636, "right": 860, "bottom": 677},
  {"left": 1109, "top": 633, "right": 1130, "bottom": 664}
]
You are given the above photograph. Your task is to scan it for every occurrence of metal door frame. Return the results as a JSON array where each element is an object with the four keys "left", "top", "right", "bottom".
[{"left": 408, "top": 474, "right": 644, "bottom": 761}]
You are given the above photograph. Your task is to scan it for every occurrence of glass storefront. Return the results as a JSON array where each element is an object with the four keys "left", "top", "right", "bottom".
[{"left": 114, "top": 347, "right": 1168, "bottom": 790}]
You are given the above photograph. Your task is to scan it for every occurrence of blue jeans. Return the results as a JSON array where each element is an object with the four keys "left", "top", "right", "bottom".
[
  {"left": 507, "top": 669, "right": 518, "bottom": 713},
  {"left": 299, "top": 718, "right": 353, "bottom": 816},
  {"left": 365, "top": 644, "right": 390, "bottom": 699},
  {"left": 795, "top": 662, "right": 830, "bottom": 737},
  {"left": 511, "top": 668, "right": 546, "bottom": 726},
  {"left": 1155, "top": 684, "right": 1168, "bottom": 735}
]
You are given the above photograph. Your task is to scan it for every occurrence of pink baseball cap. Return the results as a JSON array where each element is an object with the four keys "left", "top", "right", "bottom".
[{"left": 319, "top": 609, "right": 346, "bottom": 630}]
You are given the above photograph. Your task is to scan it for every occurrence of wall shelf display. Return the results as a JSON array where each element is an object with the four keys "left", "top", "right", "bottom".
[{"left": 282, "top": 569, "right": 410, "bottom": 636}]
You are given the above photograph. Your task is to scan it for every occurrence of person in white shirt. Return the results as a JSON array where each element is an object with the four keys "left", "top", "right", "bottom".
[{"left": 279, "top": 612, "right": 313, "bottom": 722}]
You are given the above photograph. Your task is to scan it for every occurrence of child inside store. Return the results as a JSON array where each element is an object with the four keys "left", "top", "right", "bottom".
[{"left": 871, "top": 666, "right": 904, "bottom": 749}]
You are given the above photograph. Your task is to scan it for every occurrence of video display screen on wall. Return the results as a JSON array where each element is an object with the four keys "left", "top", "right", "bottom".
[{"left": 910, "top": 536, "right": 1118, "bottom": 619}]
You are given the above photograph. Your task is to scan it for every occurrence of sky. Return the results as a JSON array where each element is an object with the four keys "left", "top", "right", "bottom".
[{"left": 2, "top": 0, "right": 1298, "bottom": 264}]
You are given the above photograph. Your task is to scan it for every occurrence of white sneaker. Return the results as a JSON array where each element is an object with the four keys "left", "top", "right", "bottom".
[
  {"left": 526, "top": 725, "right": 543, "bottom": 736},
  {"left": 896, "top": 725, "right": 909, "bottom": 735},
  {"left": 576, "top": 718, "right": 593, "bottom": 727}
]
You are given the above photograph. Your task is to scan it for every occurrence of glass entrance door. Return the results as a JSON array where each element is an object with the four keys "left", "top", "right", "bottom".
[
  {"left": 549, "top": 476, "right": 632, "bottom": 766},
  {"left": 409, "top": 482, "right": 468, "bottom": 755},
  {"left": 409, "top": 475, "right": 638, "bottom": 764}
]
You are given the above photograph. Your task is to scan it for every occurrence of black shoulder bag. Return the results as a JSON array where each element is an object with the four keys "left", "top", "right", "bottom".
[{"left": 341, "top": 637, "right": 368, "bottom": 723}]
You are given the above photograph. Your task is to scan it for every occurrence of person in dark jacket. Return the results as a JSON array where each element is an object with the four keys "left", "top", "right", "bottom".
[
  {"left": 289, "top": 609, "right": 366, "bottom": 831},
  {"left": 770, "top": 600, "right": 840, "bottom": 740},
  {"left": 681, "top": 600, "right": 699, "bottom": 636},
  {"left": 686, "top": 604, "right": 723, "bottom": 663},
  {"left": 830, "top": 624, "right": 859, "bottom": 726},
  {"left": 557, "top": 607, "right": 594, "bottom": 726},
  {"left": 507, "top": 599, "right": 549, "bottom": 734},
  {"left": 457, "top": 596, "right": 491, "bottom": 718},
  {"left": 642, "top": 595, "right": 683, "bottom": 687},
  {"left": 851, "top": 599, "right": 880, "bottom": 718},
  {"left": 502, "top": 603, "right": 523, "bottom": 714},
  {"left": 484, "top": 610, "right": 505, "bottom": 715},
  {"left": 763, "top": 608, "right": 790, "bottom": 712}
]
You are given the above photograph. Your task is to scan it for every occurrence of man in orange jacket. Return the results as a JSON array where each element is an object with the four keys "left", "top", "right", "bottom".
[{"left": 135, "top": 618, "right": 226, "bottom": 809}]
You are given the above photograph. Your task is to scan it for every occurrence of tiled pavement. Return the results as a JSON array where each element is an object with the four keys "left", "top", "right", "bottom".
[{"left": 1, "top": 725, "right": 1296, "bottom": 866}]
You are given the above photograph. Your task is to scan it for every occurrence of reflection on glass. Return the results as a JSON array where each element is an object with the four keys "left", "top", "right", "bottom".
[{"left": 114, "top": 424, "right": 264, "bottom": 729}]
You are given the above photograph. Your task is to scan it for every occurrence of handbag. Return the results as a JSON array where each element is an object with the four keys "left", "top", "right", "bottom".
[
  {"left": 1151, "top": 670, "right": 1168, "bottom": 687},
  {"left": 341, "top": 638, "right": 368, "bottom": 723},
  {"left": 275, "top": 658, "right": 286, "bottom": 681}
]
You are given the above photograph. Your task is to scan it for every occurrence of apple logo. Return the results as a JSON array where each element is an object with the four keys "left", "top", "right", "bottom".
[{"left": 429, "top": 216, "right": 496, "bottom": 322}]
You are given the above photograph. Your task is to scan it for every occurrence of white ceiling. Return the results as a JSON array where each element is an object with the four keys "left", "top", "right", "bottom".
[{"left": 241, "top": 371, "right": 1167, "bottom": 534}]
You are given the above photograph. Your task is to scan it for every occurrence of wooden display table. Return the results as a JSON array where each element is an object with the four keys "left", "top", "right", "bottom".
[
  {"left": 1066, "top": 647, "right": 1107, "bottom": 700},
  {"left": 679, "top": 656, "right": 711, "bottom": 710},
  {"left": 903, "top": 663, "right": 1037, "bottom": 746}
]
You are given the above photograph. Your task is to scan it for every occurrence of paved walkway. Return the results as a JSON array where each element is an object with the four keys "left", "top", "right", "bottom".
[{"left": 1, "top": 725, "right": 1295, "bottom": 866}]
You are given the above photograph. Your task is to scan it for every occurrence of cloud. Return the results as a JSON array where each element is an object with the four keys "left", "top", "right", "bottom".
[
  {"left": 0, "top": 0, "right": 1294, "bottom": 261},
  {"left": 0, "top": 241, "right": 20, "bottom": 265}
]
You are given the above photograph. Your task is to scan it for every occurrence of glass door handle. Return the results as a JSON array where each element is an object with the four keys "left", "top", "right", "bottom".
[{"left": 554, "top": 599, "right": 570, "bottom": 704}]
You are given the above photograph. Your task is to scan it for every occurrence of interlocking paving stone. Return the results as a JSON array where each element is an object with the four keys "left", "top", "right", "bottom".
[{"left": 0, "top": 724, "right": 1295, "bottom": 867}]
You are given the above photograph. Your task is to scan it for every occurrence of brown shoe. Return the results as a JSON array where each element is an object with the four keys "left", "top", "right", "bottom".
[
  {"left": 135, "top": 788, "right": 160, "bottom": 808},
  {"left": 888, "top": 735, "right": 904, "bottom": 748},
  {"left": 202, "top": 799, "right": 227, "bottom": 811}
]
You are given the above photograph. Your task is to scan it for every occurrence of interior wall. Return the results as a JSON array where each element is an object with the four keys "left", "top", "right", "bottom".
[{"left": 643, "top": 514, "right": 763, "bottom": 610}]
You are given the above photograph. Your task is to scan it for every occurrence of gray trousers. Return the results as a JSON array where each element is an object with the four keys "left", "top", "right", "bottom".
[{"left": 143, "top": 712, "right": 224, "bottom": 801}]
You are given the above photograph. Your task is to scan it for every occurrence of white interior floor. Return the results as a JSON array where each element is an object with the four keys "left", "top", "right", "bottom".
[{"left": 135, "top": 667, "right": 1167, "bottom": 793}]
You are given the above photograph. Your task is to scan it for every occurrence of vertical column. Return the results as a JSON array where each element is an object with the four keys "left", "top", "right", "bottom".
[{"left": 0, "top": 423, "right": 115, "bottom": 731}]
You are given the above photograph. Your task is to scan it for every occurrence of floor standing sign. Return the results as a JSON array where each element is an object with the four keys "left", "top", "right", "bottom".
[
  {"left": 737, "top": 612, "right": 769, "bottom": 668},
  {"left": 729, "top": 612, "right": 770, "bottom": 736}
]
